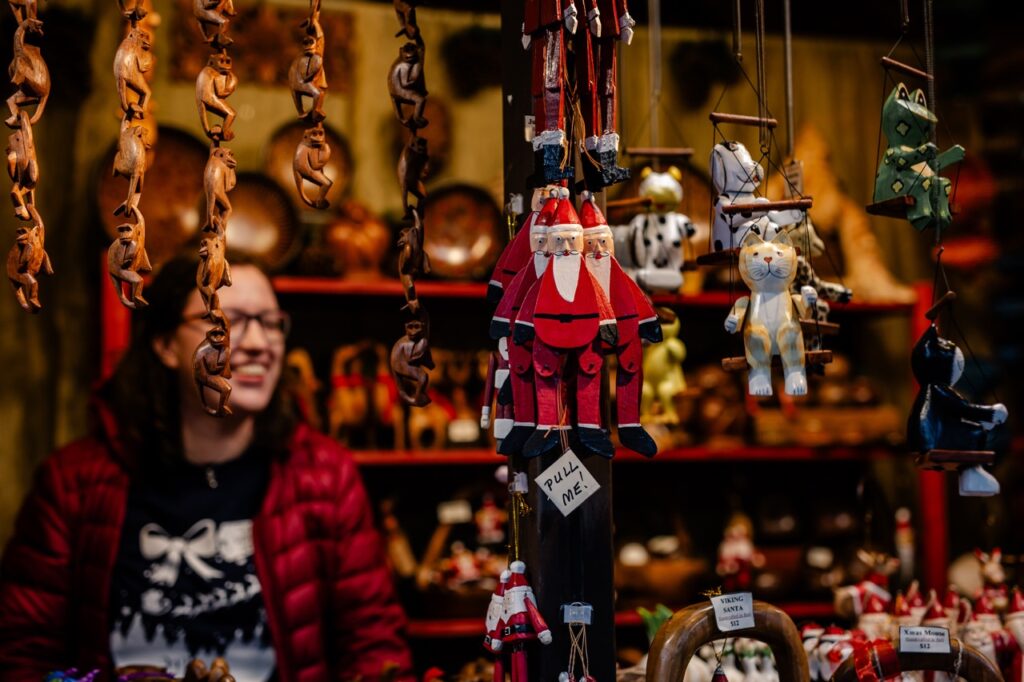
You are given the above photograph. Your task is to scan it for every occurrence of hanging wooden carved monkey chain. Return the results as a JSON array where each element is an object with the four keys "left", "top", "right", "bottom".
[
  {"left": 191, "top": 0, "right": 238, "bottom": 417},
  {"left": 5, "top": 0, "right": 53, "bottom": 313},
  {"left": 289, "top": 0, "right": 333, "bottom": 210},
  {"left": 388, "top": 0, "right": 434, "bottom": 407},
  {"left": 108, "top": 0, "right": 155, "bottom": 310}
]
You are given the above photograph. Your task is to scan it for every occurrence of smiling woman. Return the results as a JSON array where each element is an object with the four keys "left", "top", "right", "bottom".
[{"left": 0, "top": 252, "right": 413, "bottom": 682}]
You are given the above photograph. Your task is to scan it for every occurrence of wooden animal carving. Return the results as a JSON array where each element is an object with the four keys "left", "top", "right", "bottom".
[
  {"left": 390, "top": 316, "right": 433, "bottom": 407},
  {"left": 196, "top": 231, "right": 231, "bottom": 312},
  {"left": 203, "top": 146, "right": 236, "bottom": 231},
  {"left": 107, "top": 205, "right": 152, "bottom": 309},
  {"left": 112, "top": 118, "right": 150, "bottom": 216},
  {"left": 9, "top": 0, "right": 36, "bottom": 24},
  {"left": 192, "top": 324, "right": 232, "bottom": 416},
  {"left": 387, "top": 42, "right": 427, "bottom": 129},
  {"left": 6, "top": 110, "right": 36, "bottom": 220},
  {"left": 6, "top": 18, "right": 50, "bottom": 127},
  {"left": 113, "top": 26, "right": 153, "bottom": 119},
  {"left": 397, "top": 211, "right": 430, "bottom": 309},
  {"left": 293, "top": 126, "right": 332, "bottom": 209},
  {"left": 288, "top": 36, "right": 326, "bottom": 122},
  {"left": 393, "top": 0, "right": 418, "bottom": 39},
  {"left": 6, "top": 208, "right": 51, "bottom": 313},
  {"left": 193, "top": 0, "right": 236, "bottom": 47},
  {"left": 195, "top": 52, "right": 237, "bottom": 141},
  {"left": 397, "top": 134, "right": 428, "bottom": 216},
  {"left": 724, "top": 228, "right": 816, "bottom": 396}
]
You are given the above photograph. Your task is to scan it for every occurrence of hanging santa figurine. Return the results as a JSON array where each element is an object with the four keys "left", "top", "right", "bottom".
[
  {"left": 484, "top": 569, "right": 511, "bottom": 682},
  {"left": 489, "top": 184, "right": 560, "bottom": 305},
  {"left": 513, "top": 190, "right": 619, "bottom": 458},
  {"left": 578, "top": 191, "right": 661, "bottom": 456},
  {"left": 501, "top": 560, "right": 553, "bottom": 682}
]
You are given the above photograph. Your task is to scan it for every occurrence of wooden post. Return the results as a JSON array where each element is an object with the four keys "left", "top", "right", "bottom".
[{"left": 500, "top": 5, "right": 616, "bottom": 680}]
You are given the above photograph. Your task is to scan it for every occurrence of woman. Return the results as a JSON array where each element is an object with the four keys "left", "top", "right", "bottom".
[{"left": 0, "top": 254, "right": 413, "bottom": 682}]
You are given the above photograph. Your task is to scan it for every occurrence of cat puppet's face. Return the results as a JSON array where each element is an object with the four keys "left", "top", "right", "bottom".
[
  {"left": 911, "top": 324, "right": 965, "bottom": 386},
  {"left": 738, "top": 227, "right": 797, "bottom": 293}
]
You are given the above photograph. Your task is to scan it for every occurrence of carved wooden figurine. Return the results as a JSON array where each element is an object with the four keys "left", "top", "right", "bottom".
[
  {"left": 293, "top": 125, "right": 332, "bottom": 209},
  {"left": 9, "top": 0, "right": 36, "bottom": 24},
  {"left": 390, "top": 315, "right": 434, "bottom": 407},
  {"left": 288, "top": 35, "right": 326, "bottom": 122},
  {"left": 204, "top": 145, "right": 237, "bottom": 231},
  {"left": 112, "top": 118, "right": 150, "bottom": 217},
  {"left": 387, "top": 42, "right": 428, "bottom": 130},
  {"left": 107, "top": 205, "right": 151, "bottom": 309},
  {"left": 196, "top": 230, "right": 231, "bottom": 313},
  {"left": 6, "top": 206, "right": 51, "bottom": 312},
  {"left": 193, "top": 324, "right": 232, "bottom": 416},
  {"left": 397, "top": 134, "right": 428, "bottom": 217},
  {"left": 192, "top": 0, "right": 236, "bottom": 47},
  {"left": 113, "top": 25, "right": 153, "bottom": 119},
  {"left": 393, "top": 0, "right": 418, "bottom": 40},
  {"left": 397, "top": 209, "right": 430, "bottom": 311},
  {"left": 6, "top": 108, "right": 36, "bottom": 220},
  {"left": 6, "top": 17, "right": 49, "bottom": 127},
  {"left": 195, "top": 52, "right": 237, "bottom": 141},
  {"left": 724, "top": 228, "right": 816, "bottom": 396}
]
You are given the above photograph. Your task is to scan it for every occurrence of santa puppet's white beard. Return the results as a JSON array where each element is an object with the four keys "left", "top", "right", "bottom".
[
  {"left": 552, "top": 253, "right": 581, "bottom": 302},
  {"left": 586, "top": 253, "right": 611, "bottom": 294},
  {"left": 533, "top": 251, "right": 549, "bottom": 277}
]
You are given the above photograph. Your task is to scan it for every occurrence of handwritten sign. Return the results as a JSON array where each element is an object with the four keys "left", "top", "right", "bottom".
[
  {"left": 710, "top": 592, "right": 755, "bottom": 632},
  {"left": 899, "top": 626, "right": 951, "bottom": 654},
  {"left": 535, "top": 450, "right": 599, "bottom": 517}
]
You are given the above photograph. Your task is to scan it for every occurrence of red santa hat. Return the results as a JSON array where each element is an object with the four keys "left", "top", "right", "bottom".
[
  {"left": 533, "top": 188, "right": 562, "bottom": 233},
  {"left": 507, "top": 560, "right": 529, "bottom": 590},
  {"left": 893, "top": 592, "right": 912, "bottom": 618},
  {"left": 907, "top": 582, "right": 925, "bottom": 610},
  {"left": 1009, "top": 587, "right": 1024, "bottom": 616},
  {"left": 802, "top": 623, "right": 825, "bottom": 637},
  {"left": 579, "top": 191, "right": 612, "bottom": 236},
  {"left": 549, "top": 187, "right": 582, "bottom": 234},
  {"left": 821, "top": 624, "right": 849, "bottom": 642},
  {"left": 922, "top": 592, "right": 947, "bottom": 624},
  {"left": 864, "top": 593, "right": 887, "bottom": 615},
  {"left": 974, "top": 592, "right": 996, "bottom": 617},
  {"left": 944, "top": 586, "right": 961, "bottom": 610}
]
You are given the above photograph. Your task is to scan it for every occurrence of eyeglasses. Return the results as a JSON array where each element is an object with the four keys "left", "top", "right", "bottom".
[{"left": 183, "top": 308, "right": 291, "bottom": 341}]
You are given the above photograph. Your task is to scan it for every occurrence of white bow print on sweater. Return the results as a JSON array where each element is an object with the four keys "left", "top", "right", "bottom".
[{"left": 141, "top": 519, "right": 226, "bottom": 586}]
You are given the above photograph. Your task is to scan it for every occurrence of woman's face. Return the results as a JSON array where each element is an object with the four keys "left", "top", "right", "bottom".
[{"left": 154, "top": 265, "right": 285, "bottom": 417}]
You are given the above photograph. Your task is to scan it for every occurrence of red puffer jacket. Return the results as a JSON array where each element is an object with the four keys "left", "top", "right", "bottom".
[{"left": 0, "top": 405, "right": 413, "bottom": 682}]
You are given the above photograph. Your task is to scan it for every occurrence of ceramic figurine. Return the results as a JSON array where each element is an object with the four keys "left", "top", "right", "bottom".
[
  {"left": 716, "top": 511, "right": 764, "bottom": 591},
  {"left": 975, "top": 549, "right": 1009, "bottom": 612},
  {"left": 195, "top": 52, "right": 237, "bottom": 141},
  {"left": 577, "top": 0, "right": 635, "bottom": 189},
  {"left": 640, "top": 310, "right": 687, "bottom": 424},
  {"left": 500, "top": 561, "right": 553, "bottom": 682},
  {"left": 710, "top": 141, "right": 804, "bottom": 251},
  {"left": 857, "top": 592, "right": 892, "bottom": 641},
  {"left": 801, "top": 623, "right": 824, "bottom": 682},
  {"left": 909, "top": 324, "right": 1007, "bottom": 496},
  {"left": 6, "top": 17, "right": 49, "bottom": 127},
  {"left": 972, "top": 593, "right": 1002, "bottom": 634},
  {"left": 580, "top": 192, "right": 661, "bottom": 456},
  {"left": 962, "top": 610, "right": 999, "bottom": 667},
  {"left": 513, "top": 192, "right": 618, "bottom": 459},
  {"left": 833, "top": 549, "right": 897, "bottom": 618},
  {"left": 725, "top": 228, "right": 817, "bottom": 396},
  {"left": 873, "top": 83, "right": 964, "bottom": 232},
  {"left": 107, "top": 205, "right": 152, "bottom": 309},
  {"left": 943, "top": 586, "right": 964, "bottom": 636},
  {"left": 814, "top": 626, "right": 854, "bottom": 682},
  {"left": 487, "top": 185, "right": 558, "bottom": 304},
  {"left": 921, "top": 590, "right": 951, "bottom": 630},
  {"left": 617, "top": 166, "right": 696, "bottom": 293}
]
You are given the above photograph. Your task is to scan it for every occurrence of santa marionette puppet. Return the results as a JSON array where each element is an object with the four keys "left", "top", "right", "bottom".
[
  {"left": 501, "top": 560, "right": 553, "bottom": 682},
  {"left": 488, "top": 185, "right": 560, "bottom": 305},
  {"left": 484, "top": 570, "right": 511, "bottom": 682},
  {"left": 513, "top": 191, "right": 619, "bottom": 459},
  {"left": 578, "top": 192, "right": 661, "bottom": 456}
]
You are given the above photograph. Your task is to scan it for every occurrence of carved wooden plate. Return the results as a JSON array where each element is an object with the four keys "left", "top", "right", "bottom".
[
  {"left": 265, "top": 120, "right": 352, "bottom": 211},
  {"left": 212, "top": 172, "right": 301, "bottom": 271},
  {"left": 421, "top": 184, "right": 502, "bottom": 280},
  {"left": 97, "top": 126, "right": 207, "bottom": 267}
]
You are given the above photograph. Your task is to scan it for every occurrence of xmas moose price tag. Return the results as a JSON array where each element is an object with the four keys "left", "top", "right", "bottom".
[{"left": 535, "top": 450, "right": 600, "bottom": 517}]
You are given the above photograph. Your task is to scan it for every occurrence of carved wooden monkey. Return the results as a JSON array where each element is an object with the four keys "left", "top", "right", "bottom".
[
  {"left": 393, "top": 0, "right": 418, "bottom": 39},
  {"left": 397, "top": 211, "right": 430, "bottom": 310},
  {"left": 6, "top": 207, "right": 51, "bottom": 313},
  {"left": 203, "top": 146, "right": 237, "bottom": 231},
  {"left": 6, "top": 109, "right": 37, "bottom": 220},
  {"left": 288, "top": 35, "right": 326, "bottom": 122},
  {"left": 196, "top": 231, "right": 232, "bottom": 312},
  {"left": 192, "top": 325, "right": 233, "bottom": 416},
  {"left": 107, "top": 205, "right": 152, "bottom": 309},
  {"left": 112, "top": 118, "right": 150, "bottom": 216},
  {"left": 9, "top": 0, "right": 37, "bottom": 24},
  {"left": 193, "top": 0, "right": 236, "bottom": 47},
  {"left": 397, "top": 134, "right": 428, "bottom": 217},
  {"left": 293, "top": 126, "right": 332, "bottom": 209},
  {"left": 390, "top": 316, "right": 434, "bottom": 407},
  {"left": 195, "top": 52, "right": 237, "bottom": 141},
  {"left": 114, "top": 25, "right": 154, "bottom": 119},
  {"left": 387, "top": 42, "right": 427, "bottom": 129},
  {"left": 6, "top": 18, "right": 50, "bottom": 128}
]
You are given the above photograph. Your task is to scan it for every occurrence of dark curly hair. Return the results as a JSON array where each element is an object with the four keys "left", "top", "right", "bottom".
[{"left": 97, "top": 251, "right": 296, "bottom": 471}]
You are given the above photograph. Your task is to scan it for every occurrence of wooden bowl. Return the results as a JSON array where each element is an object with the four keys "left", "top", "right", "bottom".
[{"left": 421, "top": 183, "right": 502, "bottom": 280}]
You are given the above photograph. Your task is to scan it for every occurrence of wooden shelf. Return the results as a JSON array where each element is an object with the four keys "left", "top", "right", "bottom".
[
  {"left": 351, "top": 445, "right": 893, "bottom": 467},
  {"left": 273, "top": 276, "right": 915, "bottom": 313},
  {"left": 406, "top": 601, "right": 834, "bottom": 638}
]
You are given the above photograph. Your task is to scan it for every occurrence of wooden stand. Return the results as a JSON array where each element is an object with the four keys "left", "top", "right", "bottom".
[
  {"left": 831, "top": 639, "right": 1002, "bottom": 682},
  {"left": 917, "top": 449, "right": 996, "bottom": 472},
  {"left": 709, "top": 111, "right": 779, "bottom": 128},
  {"left": 722, "top": 350, "right": 833, "bottom": 372}
]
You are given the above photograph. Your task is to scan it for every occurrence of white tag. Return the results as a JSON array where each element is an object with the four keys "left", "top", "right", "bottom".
[
  {"left": 562, "top": 602, "right": 593, "bottom": 624},
  {"left": 899, "top": 626, "right": 951, "bottom": 654},
  {"left": 710, "top": 592, "right": 755, "bottom": 632},
  {"left": 534, "top": 449, "right": 600, "bottom": 517},
  {"left": 448, "top": 418, "right": 480, "bottom": 443},
  {"left": 524, "top": 115, "right": 536, "bottom": 142},
  {"left": 436, "top": 499, "right": 473, "bottom": 525},
  {"left": 509, "top": 472, "right": 529, "bottom": 494}
]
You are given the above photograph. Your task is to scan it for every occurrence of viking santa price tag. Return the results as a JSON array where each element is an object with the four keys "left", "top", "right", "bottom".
[
  {"left": 710, "top": 592, "right": 755, "bottom": 632},
  {"left": 534, "top": 450, "right": 600, "bottom": 517}
]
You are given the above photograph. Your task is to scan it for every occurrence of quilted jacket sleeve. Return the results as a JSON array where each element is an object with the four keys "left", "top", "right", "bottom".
[
  {"left": 327, "top": 445, "right": 414, "bottom": 682},
  {"left": 0, "top": 456, "right": 72, "bottom": 680}
]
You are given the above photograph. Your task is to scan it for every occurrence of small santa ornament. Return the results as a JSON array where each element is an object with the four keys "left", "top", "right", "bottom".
[
  {"left": 801, "top": 623, "right": 825, "bottom": 682},
  {"left": 858, "top": 592, "right": 893, "bottom": 641},
  {"left": 579, "top": 191, "right": 661, "bottom": 456},
  {"left": 975, "top": 592, "right": 1003, "bottom": 634},
  {"left": 921, "top": 590, "right": 951, "bottom": 630},
  {"left": 816, "top": 625, "right": 854, "bottom": 681},
  {"left": 501, "top": 560, "right": 553, "bottom": 682},
  {"left": 716, "top": 512, "right": 764, "bottom": 592},
  {"left": 484, "top": 570, "right": 510, "bottom": 681},
  {"left": 962, "top": 608, "right": 999, "bottom": 666},
  {"left": 943, "top": 586, "right": 963, "bottom": 635},
  {"left": 906, "top": 581, "right": 927, "bottom": 624},
  {"left": 890, "top": 591, "right": 917, "bottom": 641}
]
